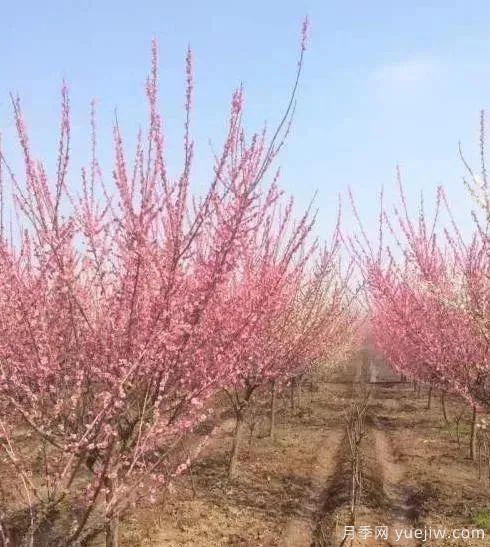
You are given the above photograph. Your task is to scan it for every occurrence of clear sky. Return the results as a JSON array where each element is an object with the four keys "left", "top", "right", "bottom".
[{"left": 2, "top": 1, "right": 490, "bottom": 240}]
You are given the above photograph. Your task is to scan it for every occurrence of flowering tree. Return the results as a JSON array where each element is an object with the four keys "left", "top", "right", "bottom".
[
  {"left": 220, "top": 191, "right": 314, "bottom": 477},
  {"left": 354, "top": 150, "right": 490, "bottom": 460},
  {"left": 0, "top": 23, "right": 310, "bottom": 545},
  {"left": 220, "top": 209, "right": 360, "bottom": 477}
]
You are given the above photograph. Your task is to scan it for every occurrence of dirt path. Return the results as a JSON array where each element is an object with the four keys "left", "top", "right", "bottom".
[
  {"left": 117, "top": 354, "right": 488, "bottom": 546},
  {"left": 279, "top": 429, "right": 343, "bottom": 547},
  {"left": 355, "top": 360, "right": 421, "bottom": 546},
  {"left": 309, "top": 357, "right": 424, "bottom": 546},
  {"left": 364, "top": 417, "right": 420, "bottom": 546},
  {"left": 130, "top": 373, "right": 354, "bottom": 547}
]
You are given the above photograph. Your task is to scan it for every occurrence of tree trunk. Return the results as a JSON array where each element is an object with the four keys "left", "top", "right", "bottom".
[
  {"left": 441, "top": 391, "right": 449, "bottom": 425},
  {"left": 247, "top": 420, "right": 256, "bottom": 457},
  {"left": 228, "top": 410, "right": 245, "bottom": 479},
  {"left": 470, "top": 405, "right": 477, "bottom": 461},
  {"left": 105, "top": 516, "right": 119, "bottom": 547},
  {"left": 269, "top": 380, "right": 277, "bottom": 440},
  {"left": 427, "top": 385, "right": 433, "bottom": 410},
  {"left": 104, "top": 478, "right": 119, "bottom": 547},
  {"left": 297, "top": 375, "right": 302, "bottom": 409},
  {"left": 290, "top": 377, "right": 296, "bottom": 411}
]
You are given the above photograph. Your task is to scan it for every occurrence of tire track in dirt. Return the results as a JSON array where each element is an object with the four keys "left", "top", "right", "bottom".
[
  {"left": 366, "top": 416, "right": 421, "bottom": 546},
  {"left": 279, "top": 428, "right": 344, "bottom": 547},
  {"left": 309, "top": 357, "right": 424, "bottom": 546},
  {"left": 280, "top": 357, "right": 364, "bottom": 547},
  {"left": 307, "top": 356, "right": 371, "bottom": 547},
  {"left": 355, "top": 358, "right": 422, "bottom": 546}
]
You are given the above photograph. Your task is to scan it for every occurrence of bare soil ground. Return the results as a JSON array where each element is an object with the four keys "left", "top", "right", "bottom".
[{"left": 113, "top": 358, "right": 489, "bottom": 546}]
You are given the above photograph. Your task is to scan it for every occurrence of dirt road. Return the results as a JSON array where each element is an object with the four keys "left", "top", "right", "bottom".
[{"left": 118, "top": 355, "right": 488, "bottom": 546}]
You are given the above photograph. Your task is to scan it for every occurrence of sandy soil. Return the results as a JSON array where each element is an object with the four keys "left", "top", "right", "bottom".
[
  {"left": 79, "top": 356, "right": 490, "bottom": 546},
  {"left": 127, "top": 356, "right": 490, "bottom": 547}
]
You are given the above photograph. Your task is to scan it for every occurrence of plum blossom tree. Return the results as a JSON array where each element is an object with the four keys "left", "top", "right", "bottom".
[
  {"left": 0, "top": 21, "right": 312, "bottom": 545},
  {"left": 220, "top": 211, "right": 360, "bottom": 477},
  {"left": 355, "top": 150, "right": 490, "bottom": 461}
]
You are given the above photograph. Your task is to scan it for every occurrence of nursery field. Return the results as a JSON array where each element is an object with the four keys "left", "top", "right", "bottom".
[
  {"left": 2, "top": 14, "right": 490, "bottom": 547},
  {"left": 107, "top": 355, "right": 489, "bottom": 547}
]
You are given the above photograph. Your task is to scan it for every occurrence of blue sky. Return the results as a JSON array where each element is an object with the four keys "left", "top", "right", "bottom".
[{"left": 1, "top": 1, "right": 490, "bottom": 241}]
